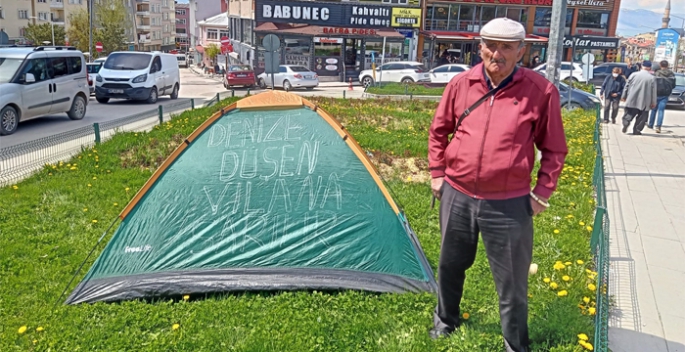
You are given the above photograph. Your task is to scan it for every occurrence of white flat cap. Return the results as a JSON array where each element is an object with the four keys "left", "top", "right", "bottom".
[{"left": 480, "top": 17, "right": 526, "bottom": 42}]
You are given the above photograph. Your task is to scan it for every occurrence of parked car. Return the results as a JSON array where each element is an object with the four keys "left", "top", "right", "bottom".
[
  {"left": 257, "top": 65, "right": 318, "bottom": 91},
  {"left": 428, "top": 64, "right": 471, "bottom": 84},
  {"left": 533, "top": 61, "right": 584, "bottom": 82},
  {"left": 176, "top": 54, "right": 188, "bottom": 68},
  {"left": 358, "top": 61, "right": 430, "bottom": 87},
  {"left": 0, "top": 46, "right": 90, "bottom": 135},
  {"left": 86, "top": 62, "right": 102, "bottom": 95},
  {"left": 558, "top": 82, "right": 600, "bottom": 111},
  {"left": 95, "top": 51, "right": 180, "bottom": 104},
  {"left": 589, "top": 62, "right": 629, "bottom": 86},
  {"left": 667, "top": 73, "right": 685, "bottom": 109},
  {"left": 223, "top": 64, "right": 256, "bottom": 89}
]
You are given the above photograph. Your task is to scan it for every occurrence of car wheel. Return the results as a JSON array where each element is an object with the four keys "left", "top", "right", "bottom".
[
  {"left": 170, "top": 84, "right": 179, "bottom": 100},
  {"left": 401, "top": 77, "right": 414, "bottom": 83},
  {"left": 0, "top": 105, "right": 19, "bottom": 136},
  {"left": 283, "top": 80, "right": 292, "bottom": 92},
  {"left": 96, "top": 97, "right": 109, "bottom": 104},
  {"left": 67, "top": 95, "right": 87, "bottom": 120},
  {"left": 306, "top": 87, "right": 314, "bottom": 91},
  {"left": 258, "top": 78, "right": 267, "bottom": 89},
  {"left": 147, "top": 87, "right": 158, "bottom": 104},
  {"left": 563, "top": 102, "right": 582, "bottom": 111},
  {"left": 362, "top": 76, "right": 374, "bottom": 88}
]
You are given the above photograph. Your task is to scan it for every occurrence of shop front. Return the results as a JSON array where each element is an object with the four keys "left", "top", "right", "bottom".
[
  {"left": 254, "top": 0, "right": 421, "bottom": 82},
  {"left": 563, "top": 35, "right": 620, "bottom": 64}
]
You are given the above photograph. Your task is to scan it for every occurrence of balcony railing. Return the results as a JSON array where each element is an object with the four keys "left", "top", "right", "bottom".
[
  {"left": 136, "top": 11, "right": 150, "bottom": 17},
  {"left": 50, "top": 1, "right": 64, "bottom": 8},
  {"left": 137, "top": 24, "right": 151, "bottom": 31}
]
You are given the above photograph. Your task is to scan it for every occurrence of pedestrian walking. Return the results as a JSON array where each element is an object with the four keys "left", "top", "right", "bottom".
[
  {"left": 427, "top": 17, "right": 568, "bottom": 352},
  {"left": 600, "top": 67, "right": 626, "bottom": 124},
  {"left": 648, "top": 60, "right": 676, "bottom": 133},
  {"left": 621, "top": 61, "right": 657, "bottom": 135}
]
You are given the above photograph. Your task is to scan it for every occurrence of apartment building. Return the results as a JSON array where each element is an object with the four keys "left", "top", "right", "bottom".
[
  {"left": 227, "top": 0, "right": 254, "bottom": 66},
  {"left": 175, "top": 2, "right": 189, "bottom": 51},
  {"left": 0, "top": 0, "right": 87, "bottom": 45},
  {"left": 187, "top": 0, "right": 224, "bottom": 61},
  {"left": 125, "top": 0, "right": 176, "bottom": 52}
]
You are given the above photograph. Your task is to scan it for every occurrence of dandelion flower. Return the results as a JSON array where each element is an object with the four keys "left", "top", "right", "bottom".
[
  {"left": 462, "top": 313, "right": 470, "bottom": 320},
  {"left": 543, "top": 277, "right": 551, "bottom": 283},
  {"left": 588, "top": 307, "right": 596, "bottom": 315},
  {"left": 562, "top": 275, "right": 571, "bottom": 281},
  {"left": 92, "top": 220, "right": 98, "bottom": 223},
  {"left": 564, "top": 261, "right": 572, "bottom": 266},
  {"left": 33, "top": 340, "right": 38, "bottom": 344},
  {"left": 93, "top": 176, "right": 97, "bottom": 180},
  {"left": 36, "top": 326, "right": 44, "bottom": 332},
  {"left": 583, "top": 297, "right": 590, "bottom": 303},
  {"left": 172, "top": 323, "right": 180, "bottom": 330},
  {"left": 70, "top": 166, "right": 77, "bottom": 170},
  {"left": 18, "top": 326, "right": 27, "bottom": 334},
  {"left": 586, "top": 226, "right": 593, "bottom": 231},
  {"left": 83, "top": 208, "right": 88, "bottom": 212},
  {"left": 557, "top": 290, "right": 568, "bottom": 297},
  {"left": 12, "top": 185, "right": 18, "bottom": 190},
  {"left": 113, "top": 203, "right": 118, "bottom": 206},
  {"left": 579, "top": 340, "right": 594, "bottom": 350},
  {"left": 550, "top": 282, "right": 558, "bottom": 289},
  {"left": 125, "top": 187, "right": 130, "bottom": 191},
  {"left": 406, "top": 176, "right": 412, "bottom": 182},
  {"left": 87, "top": 184, "right": 92, "bottom": 187},
  {"left": 48, "top": 173, "right": 53, "bottom": 176},
  {"left": 553, "top": 229, "right": 560, "bottom": 234},
  {"left": 579, "top": 221, "right": 585, "bottom": 226},
  {"left": 588, "top": 283, "right": 597, "bottom": 291},
  {"left": 578, "top": 333, "right": 588, "bottom": 341},
  {"left": 553, "top": 262, "right": 566, "bottom": 270},
  {"left": 577, "top": 260, "right": 584, "bottom": 265},
  {"left": 183, "top": 295, "right": 190, "bottom": 301}
]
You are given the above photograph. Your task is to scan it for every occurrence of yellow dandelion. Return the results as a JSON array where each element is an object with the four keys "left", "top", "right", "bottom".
[
  {"left": 406, "top": 176, "right": 412, "bottom": 182},
  {"left": 553, "top": 262, "right": 566, "bottom": 270},
  {"left": 583, "top": 297, "right": 590, "bottom": 303},
  {"left": 562, "top": 275, "right": 571, "bottom": 281},
  {"left": 48, "top": 173, "right": 53, "bottom": 176},
  {"left": 553, "top": 229, "right": 560, "bottom": 234},
  {"left": 83, "top": 208, "right": 88, "bottom": 212},
  {"left": 33, "top": 339, "right": 38, "bottom": 344},
  {"left": 92, "top": 220, "right": 98, "bottom": 223},
  {"left": 570, "top": 202, "right": 575, "bottom": 206},
  {"left": 577, "top": 260, "right": 584, "bottom": 265},
  {"left": 543, "top": 277, "right": 551, "bottom": 283},
  {"left": 93, "top": 176, "right": 97, "bottom": 180},
  {"left": 586, "top": 226, "right": 593, "bottom": 231},
  {"left": 550, "top": 282, "right": 558, "bottom": 289},
  {"left": 588, "top": 283, "right": 597, "bottom": 291},
  {"left": 87, "top": 184, "right": 92, "bottom": 187},
  {"left": 36, "top": 326, "right": 44, "bottom": 332},
  {"left": 12, "top": 185, "right": 18, "bottom": 190},
  {"left": 172, "top": 323, "right": 180, "bottom": 330},
  {"left": 557, "top": 290, "right": 568, "bottom": 297},
  {"left": 18, "top": 325, "right": 27, "bottom": 334},
  {"left": 564, "top": 261, "right": 572, "bottom": 266},
  {"left": 183, "top": 295, "right": 190, "bottom": 301},
  {"left": 579, "top": 221, "right": 585, "bottom": 226},
  {"left": 125, "top": 187, "right": 130, "bottom": 191},
  {"left": 70, "top": 166, "right": 77, "bottom": 170},
  {"left": 462, "top": 312, "right": 470, "bottom": 320},
  {"left": 578, "top": 333, "right": 588, "bottom": 341},
  {"left": 588, "top": 307, "right": 596, "bottom": 315},
  {"left": 113, "top": 203, "right": 118, "bottom": 206}
]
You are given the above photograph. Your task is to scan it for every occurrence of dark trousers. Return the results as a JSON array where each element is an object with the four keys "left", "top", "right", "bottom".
[
  {"left": 622, "top": 107, "right": 648, "bottom": 133},
  {"left": 603, "top": 98, "right": 620, "bottom": 122},
  {"left": 434, "top": 182, "right": 534, "bottom": 352}
]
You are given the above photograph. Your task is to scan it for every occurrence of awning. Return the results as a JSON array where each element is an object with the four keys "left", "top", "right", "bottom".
[
  {"left": 254, "top": 22, "right": 404, "bottom": 39},
  {"left": 195, "top": 45, "right": 205, "bottom": 54}
]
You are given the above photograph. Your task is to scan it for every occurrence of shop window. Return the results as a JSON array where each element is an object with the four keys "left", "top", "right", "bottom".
[
  {"left": 534, "top": 8, "right": 572, "bottom": 28},
  {"left": 364, "top": 40, "right": 402, "bottom": 68},
  {"left": 429, "top": 5, "right": 449, "bottom": 30},
  {"left": 285, "top": 38, "right": 311, "bottom": 68},
  {"left": 577, "top": 10, "right": 609, "bottom": 29},
  {"left": 314, "top": 41, "right": 341, "bottom": 57},
  {"left": 481, "top": 6, "right": 496, "bottom": 24}
]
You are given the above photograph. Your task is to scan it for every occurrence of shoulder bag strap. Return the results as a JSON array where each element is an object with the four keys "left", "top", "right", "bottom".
[{"left": 450, "top": 85, "right": 502, "bottom": 139}]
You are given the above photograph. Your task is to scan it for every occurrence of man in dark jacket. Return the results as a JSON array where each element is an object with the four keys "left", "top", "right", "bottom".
[
  {"left": 600, "top": 67, "right": 626, "bottom": 123},
  {"left": 648, "top": 60, "right": 676, "bottom": 133}
]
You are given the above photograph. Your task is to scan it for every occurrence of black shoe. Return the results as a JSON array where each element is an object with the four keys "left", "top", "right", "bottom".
[
  {"left": 429, "top": 328, "right": 453, "bottom": 340},
  {"left": 622, "top": 125, "right": 628, "bottom": 133},
  {"left": 612, "top": 119, "right": 616, "bottom": 124},
  {"left": 632, "top": 131, "right": 642, "bottom": 135}
]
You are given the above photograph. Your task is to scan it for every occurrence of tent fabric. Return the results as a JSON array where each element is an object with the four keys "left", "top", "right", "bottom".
[{"left": 66, "top": 91, "right": 437, "bottom": 304}]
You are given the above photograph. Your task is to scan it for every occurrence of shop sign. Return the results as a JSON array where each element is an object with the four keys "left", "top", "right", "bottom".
[
  {"left": 256, "top": 0, "right": 420, "bottom": 28},
  {"left": 314, "top": 37, "right": 344, "bottom": 44},
  {"left": 322, "top": 27, "right": 378, "bottom": 35},
  {"left": 397, "top": 29, "right": 414, "bottom": 38},
  {"left": 575, "top": 28, "right": 607, "bottom": 36},
  {"left": 453, "top": 0, "right": 612, "bottom": 10},
  {"left": 563, "top": 35, "right": 619, "bottom": 49},
  {"left": 532, "top": 26, "right": 571, "bottom": 36},
  {"left": 391, "top": 8, "right": 421, "bottom": 28}
]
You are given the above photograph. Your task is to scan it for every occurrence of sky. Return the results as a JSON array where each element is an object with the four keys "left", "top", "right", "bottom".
[{"left": 619, "top": 0, "right": 682, "bottom": 11}]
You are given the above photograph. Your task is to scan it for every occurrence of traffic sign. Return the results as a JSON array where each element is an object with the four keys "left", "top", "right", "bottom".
[
  {"left": 262, "top": 34, "right": 280, "bottom": 52},
  {"left": 95, "top": 42, "right": 103, "bottom": 53},
  {"left": 220, "top": 36, "right": 232, "bottom": 54},
  {"left": 221, "top": 36, "right": 230, "bottom": 45}
]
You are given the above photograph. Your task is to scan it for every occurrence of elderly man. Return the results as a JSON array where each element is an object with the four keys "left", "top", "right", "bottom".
[
  {"left": 621, "top": 61, "right": 657, "bottom": 135},
  {"left": 428, "top": 18, "right": 568, "bottom": 352}
]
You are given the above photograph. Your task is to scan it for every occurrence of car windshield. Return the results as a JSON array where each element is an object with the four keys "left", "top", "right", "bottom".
[
  {"left": 104, "top": 53, "right": 152, "bottom": 70},
  {"left": 676, "top": 75, "right": 685, "bottom": 86},
  {"left": 86, "top": 64, "right": 101, "bottom": 74},
  {"left": 289, "top": 66, "right": 310, "bottom": 72},
  {"left": 229, "top": 65, "right": 252, "bottom": 71},
  {"left": 0, "top": 58, "right": 23, "bottom": 83}
]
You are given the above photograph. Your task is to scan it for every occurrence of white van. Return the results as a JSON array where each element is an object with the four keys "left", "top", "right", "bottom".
[
  {"left": 94, "top": 51, "right": 180, "bottom": 104},
  {"left": 0, "top": 46, "right": 90, "bottom": 135},
  {"left": 176, "top": 54, "right": 187, "bottom": 68}
]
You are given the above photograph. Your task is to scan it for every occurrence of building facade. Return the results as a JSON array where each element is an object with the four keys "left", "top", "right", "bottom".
[
  {"left": 188, "top": 0, "right": 225, "bottom": 61},
  {"left": 227, "top": 0, "right": 255, "bottom": 66},
  {"left": 253, "top": 0, "right": 423, "bottom": 82},
  {"left": 0, "top": 0, "right": 87, "bottom": 45},
  {"left": 175, "top": 2, "right": 190, "bottom": 51},
  {"left": 126, "top": 0, "right": 176, "bottom": 52},
  {"left": 420, "top": 0, "right": 622, "bottom": 68},
  {"left": 196, "top": 12, "right": 229, "bottom": 66}
]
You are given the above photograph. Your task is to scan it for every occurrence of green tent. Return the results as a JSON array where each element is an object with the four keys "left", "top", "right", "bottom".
[{"left": 66, "top": 91, "right": 437, "bottom": 304}]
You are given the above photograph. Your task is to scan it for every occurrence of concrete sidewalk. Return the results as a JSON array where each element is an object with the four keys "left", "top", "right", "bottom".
[{"left": 604, "top": 109, "right": 685, "bottom": 352}]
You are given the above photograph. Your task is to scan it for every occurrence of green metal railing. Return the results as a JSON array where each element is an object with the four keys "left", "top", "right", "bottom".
[{"left": 590, "top": 102, "right": 610, "bottom": 352}]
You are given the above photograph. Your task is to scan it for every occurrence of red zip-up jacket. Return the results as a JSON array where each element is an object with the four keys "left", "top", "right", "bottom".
[{"left": 428, "top": 64, "right": 568, "bottom": 200}]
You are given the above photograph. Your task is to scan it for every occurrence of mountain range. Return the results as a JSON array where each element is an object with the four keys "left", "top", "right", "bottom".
[{"left": 617, "top": 8, "right": 685, "bottom": 37}]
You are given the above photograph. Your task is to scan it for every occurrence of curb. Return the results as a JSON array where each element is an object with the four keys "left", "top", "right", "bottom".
[{"left": 362, "top": 92, "right": 441, "bottom": 101}]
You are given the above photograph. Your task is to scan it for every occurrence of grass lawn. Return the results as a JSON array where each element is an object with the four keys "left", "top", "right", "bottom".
[
  {"left": 365, "top": 83, "right": 445, "bottom": 96},
  {"left": 1, "top": 97, "right": 599, "bottom": 351}
]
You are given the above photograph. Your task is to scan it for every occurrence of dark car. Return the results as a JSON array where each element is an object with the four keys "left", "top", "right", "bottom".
[
  {"left": 667, "top": 73, "right": 685, "bottom": 109},
  {"left": 589, "top": 63, "right": 629, "bottom": 86},
  {"left": 558, "top": 82, "right": 599, "bottom": 110},
  {"left": 223, "top": 64, "right": 256, "bottom": 89}
]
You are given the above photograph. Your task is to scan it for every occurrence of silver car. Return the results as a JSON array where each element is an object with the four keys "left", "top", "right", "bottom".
[
  {"left": 257, "top": 65, "right": 319, "bottom": 91},
  {"left": 0, "top": 46, "right": 90, "bottom": 135}
]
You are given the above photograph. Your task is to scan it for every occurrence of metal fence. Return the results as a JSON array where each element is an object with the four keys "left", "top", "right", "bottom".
[
  {"left": 0, "top": 92, "right": 233, "bottom": 187},
  {"left": 591, "top": 103, "right": 610, "bottom": 352}
]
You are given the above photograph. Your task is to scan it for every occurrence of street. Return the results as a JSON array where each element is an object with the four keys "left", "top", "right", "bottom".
[{"left": 0, "top": 68, "right": 364, "bottom": 148}]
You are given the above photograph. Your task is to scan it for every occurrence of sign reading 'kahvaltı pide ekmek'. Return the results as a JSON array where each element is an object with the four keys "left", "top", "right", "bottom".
[{"left": 256, "top": 0, "right": 422, "bottom": 29}]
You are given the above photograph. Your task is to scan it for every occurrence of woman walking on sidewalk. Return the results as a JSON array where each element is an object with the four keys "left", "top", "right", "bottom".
[{"left": 600, "top": 67, "right": 626, "bottom": 124}]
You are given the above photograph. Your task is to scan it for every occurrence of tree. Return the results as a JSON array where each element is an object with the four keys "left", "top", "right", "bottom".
[
  {"left": 67, "top": 0, "right": 128, "bottom": 58},
  {"left": 24, "top": 23, "right": 66, "bottom": 46},
  {"left": 206, "top": 44, "right": 221, "bottom": 64}
]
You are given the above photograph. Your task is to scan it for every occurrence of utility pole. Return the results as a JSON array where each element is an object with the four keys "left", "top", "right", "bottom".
[
  {"left": 545, "top": 0, "right": 567, "bottom": 88},
  {"left": 89, "top": 0, "right": 93, "bottom": 62}
]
